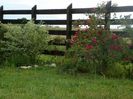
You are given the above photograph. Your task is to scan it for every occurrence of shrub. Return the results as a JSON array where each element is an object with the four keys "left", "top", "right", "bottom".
[
  {"left": 67, "top": 15, "right": 127, "bottom": 75},
  {"left": 106, "top": 62, "right": 133, "bottom": 79},
  {"left": 57, "top": 57, "right": 77, "bottom": 74},
  {"left": 1, "top": 21, "right": 49, "bottom": 66},
  {"left": 63, "top": 3, "right": 132, "bottom": 75},
  {"left": 49, "top": 36, "right": 66, "bottom": 45},
  {"left": 66, "top": 27, "right": 133, "bottom": 76},
  {"left": 0, "top": 23, "right": 8, "bottom": 64}
]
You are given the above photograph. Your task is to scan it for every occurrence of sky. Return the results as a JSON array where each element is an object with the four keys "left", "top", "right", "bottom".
[
  {"left": 1, "top": 0, "right": 133, "bottom": 9},
  {"left": 1, "top": 0, "right": 133, "bottom": 28}
]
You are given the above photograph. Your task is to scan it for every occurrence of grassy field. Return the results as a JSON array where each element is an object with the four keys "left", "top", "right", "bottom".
[{"left": 0, "top": 66, "right": 133, "bottom": 99}]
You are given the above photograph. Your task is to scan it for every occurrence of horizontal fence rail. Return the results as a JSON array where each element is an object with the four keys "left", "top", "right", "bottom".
[
  {"left": 42, "top": 50, "right": 65, "bottom": 56},
  {"left": 2, "top": 19, "right": 133, "bottom": 25},
  {"left": 1, "top": 3, "right": 133, "bottom": 26},
  {"left": 0, "top": 1, "right": 133, "bottom": 56},
  {"left": 111, "top": 6, "right": 133, "bottom": 12},
  {"left": 3, "top": 10, "right": 31, "bottom": 14},
  {"left": 3, "top": 6, "right": 133, "bottom": 15},
  {"left": 48, "top": 30, "right": 75, "bottom": 35}
]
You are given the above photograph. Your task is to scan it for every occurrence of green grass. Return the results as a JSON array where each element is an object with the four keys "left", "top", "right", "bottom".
[{"left": 0, "top": 67, "right": 133, "bottom": 99}]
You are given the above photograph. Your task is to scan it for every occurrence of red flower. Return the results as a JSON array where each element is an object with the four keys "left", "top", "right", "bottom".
[
  {"left": 92, "top": 37, "right": 97, "bottom": 44},
  {"left": 97, "top": 31, "right": 102, "bottom": 36},
  {"left": 85, "top": 44, "right": 93, "bottom": 50},
  {"left": 74, "top": 32, "right": 78, "bottom": 36},
  {"left": 82, "top": 28, "right": 88, "bottom": 32},
  {"left": 123, "top": 57, "right": 130, "bottom": 62},
  {"left": 129, "top": 44, "right": 133, "bottom": 49},
  {"left": 70, "top": 35, "right": 78, "bottom": 45},
  {"left": 112, "top": 33, "right": 119, "bottom": 40},
  {"left": 110, "top": 45, "right": 122, "bottom": 51}
]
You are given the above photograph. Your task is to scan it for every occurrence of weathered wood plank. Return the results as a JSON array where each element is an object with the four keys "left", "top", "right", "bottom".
[
  {"left": 3, "top": 19, "right": 133, "bottom": 25},
  {"left": 48, "top": 41, "right": 66, "bottom": 46},
  {"left": 49, "top": 30, "right": 67, "bottom": 35},
  {"left": 37, "top": 9, "right": 67, "bottom": 14},
  {"left": 42, "top": 50, "right": 65, "bottom": 56},
  {"left": 31, "top": 5, "right": 37, "bottom": 21},
  {"left": 2, "top": 19, "right": 29, "bottom": 24},
  {"left": 2, "top": 19, "right": 66, "bottom": 25},
  {"left": 66, "top": 4, "right": 72, "bottom": 49},
  {"left": 36, "top": 20, "right": 67, "bottom": 25},
  {"left": 3, "top": 10, "right": 31, "bottom": 14},
  {"left": 111, "top": 6, "right": 133, "bottom": 12},
  {"left": 72, "top": 8, "right": 97, "bottom": 14},
  {"left": 0, "top": 6, "right": 3, "bottom": 22},
  {"left": 105, "top": 1, "right": 111, "bottom": 30},
  {"left": 48, "top": 30, "right": 75, "bottom": 35},
  {"left": 2, "top": 6, "right": 133, "bottom": 15}
]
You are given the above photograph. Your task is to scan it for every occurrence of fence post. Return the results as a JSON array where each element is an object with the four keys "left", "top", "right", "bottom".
[
  {"left": 0, "top": 6, "right": 3, "bottom": 23},
  {"left": 0, "top": 6, "right": 4, "bottom": 63},
  {"left": 31, "top": 5, "right": 37, "bottom": 23},
  {"left": 105, "top": 1, "right": 111, "bottom": 30},
  {"left": 66, "top": 4, "right": 72, "bottom": 50},
  {"left": 0, "top": 6, "right": 4, "bottom": 40}
]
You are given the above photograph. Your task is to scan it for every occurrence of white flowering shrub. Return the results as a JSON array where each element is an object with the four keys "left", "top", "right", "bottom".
[{"left": 2, "top": 21, "right": 49, "bottom": 66}]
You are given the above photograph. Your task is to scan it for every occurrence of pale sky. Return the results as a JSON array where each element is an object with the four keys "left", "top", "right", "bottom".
[
  {"left": 1, "top": 0, "right": 133, "bottom": 9},
  {"left": 1, "top": 0, "right": 133, "bottom": 28}
]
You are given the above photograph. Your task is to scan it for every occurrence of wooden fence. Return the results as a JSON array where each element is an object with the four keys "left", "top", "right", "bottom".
[{"left": 0, "top": 1, "right": 133, "bottom": 55}]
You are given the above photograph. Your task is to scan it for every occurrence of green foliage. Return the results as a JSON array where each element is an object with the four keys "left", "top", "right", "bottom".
[
  {"left": 38, "top": 55, "right": 64, "bottom": 66},
  {"left": 58, "top": 57, "right": 77, "bottom": 74},
  {"left": 66, "top": 15, "right": 126, "bottom": 75},
  {"left": 117, "top": 15, "right": 133, "bottom": 62},
  {"left": 120, "top": 15, "right": 133, "bottom": 42},
  {"left": 1, "top": 21, "right": 49, "bottom": 66},
  {"left": 3, "top": 54, "right": 34, "bottom": 67},
  {"left": 49, "top": 36, "right": 66, "bottom": 45},
  {"left": 0, "top": 23, "right": 8, "bottom": 64},
  {"left": 106, "top": 62, "right": 133, "bottom": 79},
  {"left": 61, "top": 2, "right": 132, "bottom": 78}
]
